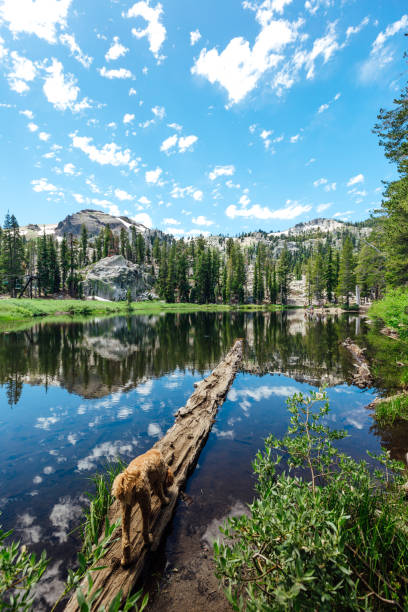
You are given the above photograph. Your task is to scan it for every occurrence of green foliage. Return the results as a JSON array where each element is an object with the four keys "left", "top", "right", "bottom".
[
  {"left": 215, "top": 390, "right": 408, "bottom": 610},
  {"left": 369, "top": 288, "right": 408, "bottom": 338},
  {"left": 0, "top": 523, "right": 48, "bottom": 610},
  {"left": 374, "top": 393, "right": 408, "bottom": 427}
]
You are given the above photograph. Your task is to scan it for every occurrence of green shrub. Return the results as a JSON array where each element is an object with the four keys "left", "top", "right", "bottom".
[
  {"left": 0, "top": 524, "right": 48, "bottom": 610},
  {"left": 214, "top": 390, "right": 408, "bottom": 610}
]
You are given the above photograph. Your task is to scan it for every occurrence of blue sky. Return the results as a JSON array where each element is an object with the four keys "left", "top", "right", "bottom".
[{"left": 0, "top": 0, "right": 406, "bottom": 235}]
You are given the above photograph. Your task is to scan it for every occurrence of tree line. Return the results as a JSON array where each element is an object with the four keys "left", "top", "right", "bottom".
[{"left": 0, "top": 210, "right": 382, "bottom": 306}]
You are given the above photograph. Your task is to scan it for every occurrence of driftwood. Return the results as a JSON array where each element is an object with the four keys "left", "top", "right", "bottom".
[
  {"left": 64, "top": 339, "right": 243, "bottom": 612},
  {"left": 342, "top": 337, "right": 372, "bottom": 388}
]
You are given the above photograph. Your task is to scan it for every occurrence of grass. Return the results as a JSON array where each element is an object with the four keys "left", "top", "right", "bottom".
[
  {"left": 373, "top": 393, "right": 408, "bottom": 427},
  {"left": 0, "top": 297, "right": 295, "bottom": 328},
  {"left": 369, "top": 288, "right": 408, "bottom": 339}
]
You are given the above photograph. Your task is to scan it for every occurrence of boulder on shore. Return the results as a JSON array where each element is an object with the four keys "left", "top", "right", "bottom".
[{"left": 82, "top": 255, "right": 157, "bottom": 301}]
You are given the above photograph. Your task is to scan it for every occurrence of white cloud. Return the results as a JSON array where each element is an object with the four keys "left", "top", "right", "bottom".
[
  {"left": 129, "top": 87, "right": 137, "bottom": 96},
  {"left": 105, "top": 36, "right": 129, "bottom": 61},
  {"left": 28, "top": 122, "right": 38, "bottom": 132},
  {"left": 193, "top": 190, "right": 203, "bottom": 201},
  {"left": 138, "top": 195, "right": 150, "bottom": 205},
  {"left": 209, "top": 164, "right": 235, "bottom": 181},
  {"left": 226, "top": 200, "right": 312, "bottom": 220},
  {"left": 192, "top": 215, "right": 213, "bottom": 226},
  {"left": 71, "top": 134, "right": 136, "bottom": 169},
  {"left": 19, "top": 109, "right": 33, "bottom": 119},
  {"left": 190, "top": 29, "right": 201, "bottom": 46},
  {"left": 63, "top": 162, "right": 75, "bottom": 175},
  {"left": 304, "top": 0, "right": 332, "bottom": 15},
  {"left": 290, "top": 133, "right": 300, "bottom": 143},
  {"left": 92, "top": 198, "right": 120, "bottom": 216},
  {"left": 346, "top": 16, "right": 369, "bottom": 40},
  {"left": 168, "top": 122, "right": 182, "bottom": 131},
  {"left": 152, "top": 105, "right": 165, "bottom": 119},
  {"left": 99, "top": 66, "right": 134, "bottom": 79},
  {"left": 60, "top": 33, "right": 93, "bottom": 68},
  {"left": 132, "top": 212, "right": 152, "bottom": 227},
  {"left": 0, "top": 0, "right": 73, "bottom": 44},
  {"left": 160, "top": 134, "right": 178, "bottom": 152},
  {"left": 372, "top": 15, "right": 408, "bottom": 55},
  {"left": 115, "top": 188, "right": 133, "bottom": 201},
  {"left": 126, "top": 1, "right": 166, "bottom": 60},
  {"left": 39, "top": 131, "right": 50, "bottom": 141},
  {"left": 360, "top": 15, "right": 407, "bottom": 83},
  {"left": 123, "top": 113, "right": 135, "bottom": 124},
  {"left": 317, "top": 103, "right": 329, "bottom": 113},
  {"left": 316, "top": 202, "right": 332, "bottom": 213},
  {"left": 73, "top": 193, "right": 84, "bottom": 203},
  {"left": 43, "top": 58, "right": 90, "bottom": 112},
  {"left": 191, "top": 16, "right": 299, "bottom": 105},
  {"left": 313, "top": 177, "right": 327, "bottom": 187},
  {"left": 31, "top": 178, "right": 58, "bottom": 192},
  {"left": 178, "top": 135, "right": 198, "bottom": 152},
  {"left": 160, "top": 133, "right": 198, "bottom": 153},
  {"left": 7, "top": 51, "right": 37, "bottom": 93},
  {"left": 317, "top": 91, "right": 341, "bottom": 113},
  {"left": 324, "top": 182, "right": 336, "bottom": 192},
  {"left": 145, "top": 167, "right": 162, "bottom": 183},
  {"left": 347, "top": 173, "right": 364, "bottom": 187},
  {"left": 163, "top": 217, "right": 180, "bottom": 225}
]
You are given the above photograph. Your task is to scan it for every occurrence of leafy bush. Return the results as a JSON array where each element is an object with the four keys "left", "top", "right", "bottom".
[
  {"left": 214, "top": 390, "right": 408, "bottom": 610},
  {"left": 0, "top": 524, "right": 48, "bottom": 610}
]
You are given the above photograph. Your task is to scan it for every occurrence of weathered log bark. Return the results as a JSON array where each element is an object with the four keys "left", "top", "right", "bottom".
[
  {"left": 64, "top": 339, "right": 243, "bottom": 612},
  {"left": 342, "top": 337, "right": 372, "bottom": 388}
]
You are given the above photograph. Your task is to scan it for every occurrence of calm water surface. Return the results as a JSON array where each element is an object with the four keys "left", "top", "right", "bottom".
[{"left": 0, "top": 311, "right": 406, "bottom": 609}]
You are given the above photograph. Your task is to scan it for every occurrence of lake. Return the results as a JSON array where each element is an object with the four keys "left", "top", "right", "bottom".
[{"left": 0, "top": 310, "right": 406, "bottom": 610}]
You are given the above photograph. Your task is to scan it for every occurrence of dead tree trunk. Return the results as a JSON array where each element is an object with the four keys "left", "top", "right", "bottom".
[{"left": 64, "top": 339, "right": 243, "bottom": 612}]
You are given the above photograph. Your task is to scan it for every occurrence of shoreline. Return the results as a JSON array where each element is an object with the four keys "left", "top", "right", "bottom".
[{"left": 0, "top": 297, "right": 364, "bottom": 333}]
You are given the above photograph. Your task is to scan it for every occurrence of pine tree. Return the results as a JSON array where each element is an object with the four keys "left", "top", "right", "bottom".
[
  {"left": 177, "top": 250, "right": 189, "bottom": 302},
  {"left": 37, "top": 233, "right": 50, "bottom": 296},
  {"left": 324, "top": 246, "right": 335, "bottom": 303},
  {"left": 277, "top": 246, "right": 291, "bottom": 305},
  {"left": 48, "top": 236, "right": 60, "bottom": 293},
  {"left": 337, "top": 235, "right": 356, "bottom": 307},
  {"left": 60, "top": 234, "right": 69, "bottom": 292},
  {"left": 0, "top": 213, "right": 24, "bottom": 296},
  {"left": 373, "top": 66, "right": 408, "bottom": 285},
  {"left": 79, "top": 224, "right": 88, "bottom": 267}
]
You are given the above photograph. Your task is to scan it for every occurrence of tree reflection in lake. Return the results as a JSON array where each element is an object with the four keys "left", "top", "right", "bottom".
[{"left": 0, "top": 311, "right": 367, "bottom": 404}]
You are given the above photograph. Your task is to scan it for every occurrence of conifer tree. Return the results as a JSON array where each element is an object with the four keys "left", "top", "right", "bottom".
[
  {"left": 337, "top": 235, "right": 355, "bottom": 307},
  {"left": 60, "top": 234, "right": 69, "bottom": 292},
  {"left": 324, "top": 246, "right": 335, "bottom": 303},
  {"left": 0, "top": 213, "right": 24, "bottom": 296},
  {"left": 277, "top": 246, "right": 291, "bottom": 305},
  {"left": 79, "top": 224, "right": 88, "bottom": 267}
]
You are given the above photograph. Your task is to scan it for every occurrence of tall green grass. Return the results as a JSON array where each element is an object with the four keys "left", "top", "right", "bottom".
[
  {"left": 369, "top": 288, "right": 408, "bottom": 339},
  {"left": 374, "top": 394, "right": 408, "bottom": 427}
]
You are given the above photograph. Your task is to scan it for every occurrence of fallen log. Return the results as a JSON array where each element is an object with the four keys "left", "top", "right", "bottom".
[
  {"left": 64, "top": 339, "right": 243, "bottom": 612},
  {"left": 342, "top": 337, "right": 372, "bottom": 388}
]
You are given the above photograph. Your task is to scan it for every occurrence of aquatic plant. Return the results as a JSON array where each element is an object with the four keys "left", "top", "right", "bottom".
[{"left": 214, "top": 389, "right": 408, "bottom": 610}]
